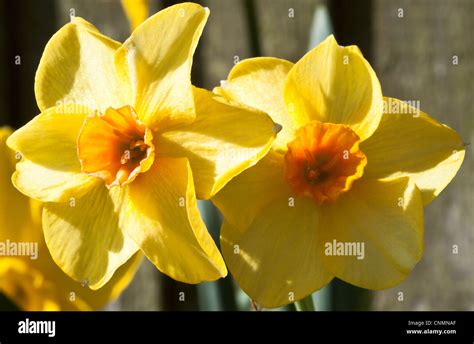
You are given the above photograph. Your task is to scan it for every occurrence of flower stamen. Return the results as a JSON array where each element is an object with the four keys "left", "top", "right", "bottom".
[
  {"left": 284, "top": 121, "right": 367, "bottom": 205},
  {"left": 78, "top": 105, "right": 155, "bottom": 188}
]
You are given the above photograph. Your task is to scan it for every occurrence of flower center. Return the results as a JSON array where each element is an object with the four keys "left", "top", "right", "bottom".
[
  {"left": 284, "top": 121, "right": 366, "bottom": 205},
  {"left": 78, "top": 106, "right": 155, "bottom": 188}
]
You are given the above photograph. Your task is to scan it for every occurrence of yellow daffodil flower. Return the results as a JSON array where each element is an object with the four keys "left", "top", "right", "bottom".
[
  {"left": 213, "top": 35, "right": 465, "bottom": 308},
  {"left": 121, "top": 0, "right": 149, "bottom": 31},
  {"left": 0, "top": 127, "right": 142, "bottom": 310},
  {"left": 7, "top": 3, "right": 277, "bottom": 289}
]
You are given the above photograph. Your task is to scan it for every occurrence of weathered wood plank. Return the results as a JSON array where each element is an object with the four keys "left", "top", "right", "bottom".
[
  {"left": 257, "top": 0, "right": 319, "bottom": 61},
  {"left": 108, "top": 260, "right": 163, "bottom": 311},
  {"left": 372, "top": 0, "right": 474, "bottom": 310},
  {"left": 199, "top": 0, "right": 250, "bottom": 89},
  {"left": 0, "top": 0, "right": 57, "bottom": 127}
]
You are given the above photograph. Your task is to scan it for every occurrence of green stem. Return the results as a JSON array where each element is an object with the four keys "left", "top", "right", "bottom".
[{"left": 294, "top": 294, "right": 316, "bottom": 311}]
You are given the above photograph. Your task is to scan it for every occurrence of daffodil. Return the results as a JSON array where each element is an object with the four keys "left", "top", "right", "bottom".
[
  {"left": 0, "top": 127, "right": 142, "bottom": 310},
  {"left": 7, "top": 3, "right": 277, "bottom": 289},
  {"left": 213, "top": 35, "right": 465, "bottom": 308}
]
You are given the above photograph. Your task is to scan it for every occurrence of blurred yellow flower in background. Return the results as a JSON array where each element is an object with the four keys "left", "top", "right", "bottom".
[
  {"left": 7, "top": 3, "right": 276, "bottom": 290},
  {"left": 121, "top": 0, "right": 149, "bottom": 31},
  {"left": 0, "top": 127, "right": 141, "bottom": 311},
  {"left": 213, "top": 35, "right": 465, "bottom": 308}
]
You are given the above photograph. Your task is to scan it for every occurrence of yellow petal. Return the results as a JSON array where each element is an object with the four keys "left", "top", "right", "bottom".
[
  {"left": 212, "top": 150, "right": 289, "bottom": 231},
  {"left": 2, "top": 127, "right": 141, "bottom": 309},
  {"left": 35, "top": 17, "right": 131, "bottom": 113},
  {"left": 0, "top": 258, "right": 61, "bottom": 311},
  {"left": 220, "top": 196, "right": 333, "bottom": 308},
  {"left": 157, "top": 87, "right": 277, "bottom": 199},
  {"left": 2, "top": 247, "right": 142, "bottom": 310},
  {"left": 0, "top": 127, "right": 36, "bottom": 242},
  {"left": 121, "top": 0, "right": 149, "bottom": 31},
  {"left": 117, "top": 157, "right": 227, "bottom": 283},
  {"left": 284, "top": 35, "right": 383, "bottom": 140},
  {"left": 215, "top": 57, "right": 296, "bottom": 151},
  {"left": 6, "top": 105, "right": 98, "bottom": 202},
  {"left": 115, "top": 3, "right": 209, "bottom": 130},
  {"left": 320, "top": 177, "right": 424, "bottom": 289},
  {"left": 361, "top": 97, "right": 465, "bottom": 204},
  {"left": 42, "top": 184, "right": 139, "bottom": 289},
  {"left": 79, "top": 252, "right": 143, "bottom": 309},
  {"left": 0, "top": 194, "right": 141, "bottom": 310},
  {"left": 33, "top": 250, "right": 143, "bottom": 310}
]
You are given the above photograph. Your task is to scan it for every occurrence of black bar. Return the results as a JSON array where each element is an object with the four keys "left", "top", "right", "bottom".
[{"left": 0, "top": 311, "right": 472, "bottom": 343}]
